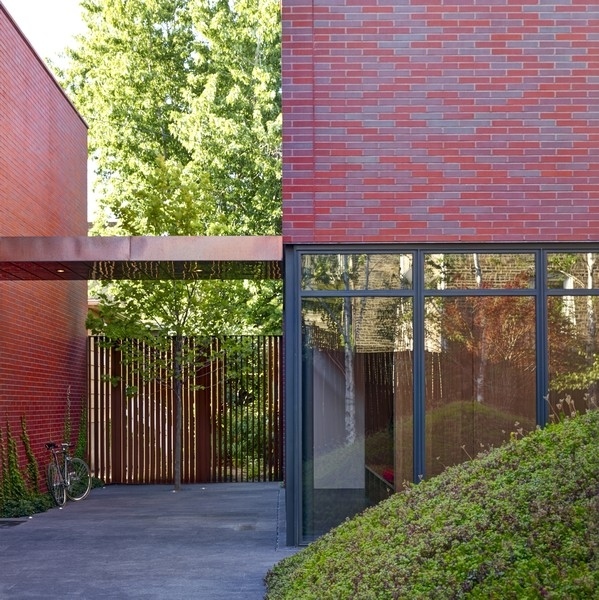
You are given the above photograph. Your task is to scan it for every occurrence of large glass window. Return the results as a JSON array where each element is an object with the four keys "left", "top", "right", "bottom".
[
  {"left": 302, "top": 253, "right": 413, "bottom": 291},
  {"left": 292, "top": 247, "right": 599, "bottom": 544},
  {"left": 547, "top": 253, "right": 599, "bottom": 416},
  {"left": 547, "top": 252, "right": 599, "bottom": 290},
  {"left": 301, "top": 295, "right": 413, "bottom": 541},
  {"left": 425, "top": 253, "right": 535, "bottom": 289},
  {"left": 424, "top": 296, "right": 536, "bottom": 477}
]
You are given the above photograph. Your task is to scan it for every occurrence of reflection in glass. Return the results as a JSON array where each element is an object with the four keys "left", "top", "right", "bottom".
[
  {"left": 301, "top": 296, "right": 413, "bottom": 541},
  {"left": 301, "top": 254, "right": 413, "bottom": 291},
  {"left": 425, "top": 253, "right": 535, "bottom": 289},
  {"left": 424, "top": 296, "right": 536, "bottom": 478},
  {"left": 547, "top": 253, "right": 599, "bottom": 290},
  {"left": 548, "top": 295, "right": 599, "bottom": 416}
]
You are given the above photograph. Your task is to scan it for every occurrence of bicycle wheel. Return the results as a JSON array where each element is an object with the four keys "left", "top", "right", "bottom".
[
  {"left": 47, "top": 463, "right": 66, "bottom": 506},
  {"left": 65, "top": 458, "right": 91, "bottom": 501}
]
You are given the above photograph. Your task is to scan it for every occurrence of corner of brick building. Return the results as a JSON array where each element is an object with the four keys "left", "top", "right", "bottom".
[{"left": 0, "top": 6, "right": 88, "bottom": 470}]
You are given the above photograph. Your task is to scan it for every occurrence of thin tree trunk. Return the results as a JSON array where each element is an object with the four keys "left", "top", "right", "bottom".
[
  {"left": 342, "top": 256, "right": 356, "bottom": 446},
  {"left": 344, "top": 298, "right": 356, "bottom": 446}
]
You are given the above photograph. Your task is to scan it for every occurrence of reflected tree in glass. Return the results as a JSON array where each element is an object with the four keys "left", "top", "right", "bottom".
[
  {"left": 548, "top": 253, "right": 599, "bottom": 409},
  {"left": 302, "top": 254, "right": 412, "bottom": 445},
  {"left": 426, "top": 255, "right": 536, "bottom": 404}
]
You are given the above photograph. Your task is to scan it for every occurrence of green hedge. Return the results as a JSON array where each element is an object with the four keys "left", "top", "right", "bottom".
[{"left": 266, "top": 409, "right": 599, "bottom": 599}]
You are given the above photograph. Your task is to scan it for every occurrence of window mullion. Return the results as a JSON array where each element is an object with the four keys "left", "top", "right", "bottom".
[{"left": 413, "top": 250, "right": 426, "bottom": 481}]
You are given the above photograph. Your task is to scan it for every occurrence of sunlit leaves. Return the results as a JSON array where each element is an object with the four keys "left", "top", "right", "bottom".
[
  {"left": 61, "top": 0, "right": 283, "bottom": 335},
  {"left": 175, "top": 0, "right": 282, "bottom": 236}
]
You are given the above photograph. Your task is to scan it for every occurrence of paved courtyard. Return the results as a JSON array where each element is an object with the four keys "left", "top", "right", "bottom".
[{"left": 0, "top": 482, "right": 299, "bottom": 599}]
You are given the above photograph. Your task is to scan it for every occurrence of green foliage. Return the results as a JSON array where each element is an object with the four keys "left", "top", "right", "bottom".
[
  {"left": 177, "top": 0, "right": 282, "bottom": 236},
  {"left": 224, "top": 393, "right": 278, "bottom": 480},
  {"left": 62, "top": 0, "right": 284, "bottom": 492},
  {"left": 266, "top": 410, "right": 599, "bottom": 599},
  {"left": 63, "top": 0, "right": 198, "bottom": 216},
  {"left": 20, "top": 417, "right": 41, "bottom": 494},
  {"left": 75, "top": 404, "right": 89, "bottom": 462},
  {"left": 60, "top": 0, "right": 283, "bottom": 335},
  {"left": 59, "top": 386, "right": 91, "bottom": 463},
  {"left": 72, "top": 404, "right": 104, "bottom": 489},
  {"left": 0, "top": 402, "right": 95, "bottom": 518},
  {"left": 1, "top": 424, "right": 27, "bottom": 502},
  {"left": 552, "top": 355, "right": 599, "bottom": 395},
  {"left": 0, "top": 422, "right": 53, "bottom": 518}
]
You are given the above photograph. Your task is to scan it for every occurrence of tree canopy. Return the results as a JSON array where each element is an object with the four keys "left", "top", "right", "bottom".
[
  {"left": 64, "top": 0, "right": 281, "bottom": 238},
  {"left": 62, "top": 0, "right": 283, "bottom": 340},
  {"left": 60, "top": 0, "right": 283, "bottom": 490}
]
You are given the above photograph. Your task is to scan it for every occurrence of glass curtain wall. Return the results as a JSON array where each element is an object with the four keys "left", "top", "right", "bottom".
[
  {"left": 295, "top": 248, "right": 599, "bottom": 543},
  {"left": 547, "top": 253, "right": 599, "bottom": 417},
  {"left": 300, "top": 254, "right": 413, "bottom": 540},
  {"left": 423, "top": 253, "right": 537, "bottom": 477}
]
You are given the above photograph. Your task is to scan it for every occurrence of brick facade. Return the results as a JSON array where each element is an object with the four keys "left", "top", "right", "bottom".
[
  {"left": 282, "top": 0, "right": 599, "bottom": 244},
  {"left": 0, "top": 7, "right": 88, "bottom": 465}
]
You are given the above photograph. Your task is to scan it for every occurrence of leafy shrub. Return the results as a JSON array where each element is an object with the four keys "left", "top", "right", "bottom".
[
  {"left": 0, "top": 405, "right": 100, "bottom": 518},
  {"left": 0, "top": 419, "right": 53, "bottom": 518},
  {"left": 266, "top": 410, "right": 599, "bottom": 599}
]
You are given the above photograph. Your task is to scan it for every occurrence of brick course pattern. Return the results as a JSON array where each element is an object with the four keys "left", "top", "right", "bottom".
[
  {"left": 282, "top": 0, "right": 599, "bottom": 243},
  {"left": 0, "top": 7, "right": 88, "bottom": 466}
]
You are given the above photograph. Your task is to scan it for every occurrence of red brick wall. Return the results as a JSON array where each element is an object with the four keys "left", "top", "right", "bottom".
[
  {"left": 282, "top": 0, "right": 599, "bottom": 243},
  {"left": 0, "top": 7, "right": 88, "bottom": 469}
]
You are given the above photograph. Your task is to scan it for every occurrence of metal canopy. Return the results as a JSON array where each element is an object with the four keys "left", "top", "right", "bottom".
[{"left": 0, "top": 236, "right": 283, "bottom": 281}]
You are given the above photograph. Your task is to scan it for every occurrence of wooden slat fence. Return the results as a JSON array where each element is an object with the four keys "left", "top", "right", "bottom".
[{"left": 87, "top": 335, "right": 283, "bottom": 484}]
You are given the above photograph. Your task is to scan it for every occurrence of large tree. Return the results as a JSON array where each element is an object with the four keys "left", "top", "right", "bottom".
[
  {"left": 61, "top": 0, "right": 282, "bottom": 489},
  {"left": 176, "top": 0, "right": 282, "bottom": 236},
  {"left": 61, "top": 0, "right": 283, "bottom": 333},
  {"left": 63, "top": 0, "right": 281, "bottom": 236}
]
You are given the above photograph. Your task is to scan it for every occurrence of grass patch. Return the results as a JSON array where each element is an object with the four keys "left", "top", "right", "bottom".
[{"left": 266, "top": 410, "right": 599, "bottom": 599}]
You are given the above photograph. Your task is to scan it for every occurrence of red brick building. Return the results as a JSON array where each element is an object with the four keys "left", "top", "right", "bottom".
[
  {"left": 283, "top": 0, "right": 599, "bottom": 243},
  {"left": 282, "top": 0, "right": 599, "bottom": 544},
  {"left": 2, "top": 0, "right": 599, "bottom": 547},
  {"left": 0, "top": 6, "right": 88, "bottom": 467}
]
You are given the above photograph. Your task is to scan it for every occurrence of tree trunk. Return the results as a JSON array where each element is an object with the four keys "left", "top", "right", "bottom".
[
  {"left": 343, "top": 296, "right": 356, "bottom": 446},
  {"left": 473, "top": 253, "right": 487, "bottom": 403},
  {"left": 472, "top": 254, "right": 487, "bottom": 402}
]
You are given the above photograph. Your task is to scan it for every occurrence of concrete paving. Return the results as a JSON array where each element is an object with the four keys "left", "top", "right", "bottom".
[{"left": 0, "top": 482, "right": 300, "bottom": 599}]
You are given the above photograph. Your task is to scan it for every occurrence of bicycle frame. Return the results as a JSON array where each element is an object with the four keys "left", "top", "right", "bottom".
[{"left": 45, "top": 441, "right": 91, "bottom": 505}]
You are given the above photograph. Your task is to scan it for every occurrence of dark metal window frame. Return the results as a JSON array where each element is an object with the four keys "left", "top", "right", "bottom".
[{"left": 285, "top": 243, "right": 599, "bottom": 545}]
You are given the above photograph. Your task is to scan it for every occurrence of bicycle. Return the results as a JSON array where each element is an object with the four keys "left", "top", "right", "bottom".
[{"left": 45, "top": 442, "right": 91, "bottom": 506}]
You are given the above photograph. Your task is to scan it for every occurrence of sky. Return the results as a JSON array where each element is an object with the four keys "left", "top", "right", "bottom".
[
  {"left": 2, "top": 0, "right": 97, "bottom": 219},
  {"left": 2, "top": 0, "right": 85, "bottom": 63}
]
